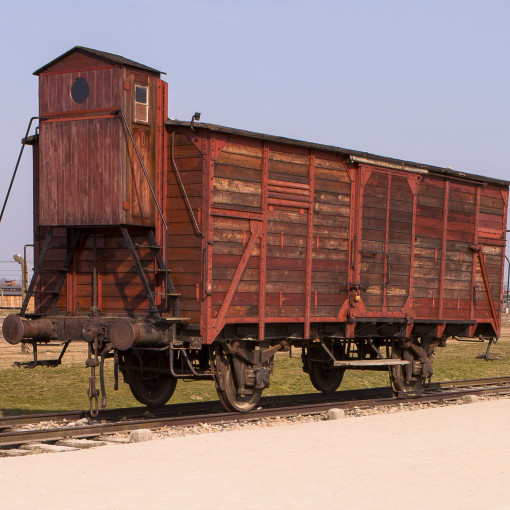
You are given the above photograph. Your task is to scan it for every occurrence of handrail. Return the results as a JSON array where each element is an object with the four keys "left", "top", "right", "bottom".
[
  {"left": 113, "top": 109, "right": 169, "bottom": 314},
  {"left": 0, "top": 116, "right": 42, "bottom": 225},
  {"left": 170, "top": 131, "right": 204, "bottom": 238},
  {"left": 505, "top": 255, "right": 509, "bottom": 310}
]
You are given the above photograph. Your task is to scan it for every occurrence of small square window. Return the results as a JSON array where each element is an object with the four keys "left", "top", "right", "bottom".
[
  {"left": 135, "top": 85, "right": 149, "bottom": 123},
  {"left": 136, "top": 85, "right": 148, "bottom": 104}
]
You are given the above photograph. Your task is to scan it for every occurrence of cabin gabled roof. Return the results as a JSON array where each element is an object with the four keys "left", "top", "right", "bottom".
[{"left": 33, "top": 46, "right": 164, "bottom": 76}]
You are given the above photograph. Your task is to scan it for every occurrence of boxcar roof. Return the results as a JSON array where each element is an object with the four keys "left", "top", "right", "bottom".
[
  {"left": 167, "top": 119, "right": 509, "bottom": 187},
  {"left": 34, "top": 46, "right": 164, "bottom": 76}
]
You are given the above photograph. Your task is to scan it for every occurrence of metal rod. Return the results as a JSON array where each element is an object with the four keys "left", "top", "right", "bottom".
[
  {"left": 168, "top": 344, "right": 212, "bottom": 378},
  {"left": 121, "top": 227, "right": 160, "bottom": 317},
  {"left": 93, "top": 234, "right": 97, "bottom": 311},
  {"left": 204, "top": 241, "right": 213, "bottom": 297},
  {"left": 171, "top": 131, "right": 204, "bottom": 238},
  {"left": 319, "top": 339, "right": 337, "bottom": 364},
  {"left": 367, "top": 338, "right": 385, "bottom": 359},
  {"left": 20, "top": 227, "right": 53, "bottom": 316},
  {"left": 99, "top": 344, "right": 113, "bottom": 409},
  {"left": 114, "top": 109, "right": 169, "bottom": 314},
  {"left": 23, "top": 244, "right": 33, "bottom": 300},
  {"left": 0, "top": 117, "right": 41, "bottom": 225},
  {"left": 453, "top": 336, "right": 484, "bottom": 343},
  {"left": 505, "top": 255, "right": 509, "bottom": 310}
]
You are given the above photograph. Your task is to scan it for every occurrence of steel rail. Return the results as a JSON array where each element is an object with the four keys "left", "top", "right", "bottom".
[
  {"left": 0, "top": 386, "right": 391, "bottom": 429},
  {"left": 2, "top": 377, "right": 510, "bottom": 449},
  {"left": 1, "top": 376, "right": 509, "bottom": 430}
]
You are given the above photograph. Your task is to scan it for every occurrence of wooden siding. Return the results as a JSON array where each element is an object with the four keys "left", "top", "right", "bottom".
[
  {"left": 166, "top": 133, "right": 204, "bottom": 324},
  {"left": 32, "top": 112, "right": 507, "bottom": 337},
  {"left": 174, "top": 126, "right": 508, "bottom": 343},
  {"left": 39, "top": 118, "right": 124, "bottom": 225},
  {"left": 38, "top": 59, "right": 161, "bottom": 227},
  {"left": 35, "top": 227, "right": 163, "bottom": 316},
  {"left": 39, "top": 67, "right": 122, "bottom": 115},
  {"left": 37, "top": 52, "right": 114, "bottom": 76}
]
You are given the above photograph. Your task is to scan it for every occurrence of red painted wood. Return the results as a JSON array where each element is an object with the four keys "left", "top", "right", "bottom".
[
  {"left": 258, "top": 144, "right": 269, "bottom": 340},
  {"left": 304, "top": 153, "right": 315, "bottom": 339},
  {"left": 31, "top": 56, "right": 509, "bottom": 338}
]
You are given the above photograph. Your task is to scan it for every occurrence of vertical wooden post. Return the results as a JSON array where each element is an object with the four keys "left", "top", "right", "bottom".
[
  {"left": 406, "top": 176, "right": 419, "bottom": 312},
  {"left": 438, "top": 180, "right": 449, "bottom": 319},
  {"left": 155, "top": 79, "right": 168, "bottom": 307},
  {"left": 258, "top": 143, "right": 269, "bottom": 341},
  {"left": 201, "top": 133, "right": 214, "bottom": 343},
  {"left": 498, "top": 188, "right": 509, "bottom": 326},
  {"left": 470, "top": 186, "right": 481, "bottom": 321},
  {"left": 304, "top": 152, "right": 315, "bottom": 339},
  {"left": 382, "top": 173, "right": 392, "bottom": 311}
]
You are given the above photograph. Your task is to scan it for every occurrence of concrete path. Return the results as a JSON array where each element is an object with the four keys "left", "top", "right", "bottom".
[{"left": 1, "top": 398, "right": 509, "bottom": 510}]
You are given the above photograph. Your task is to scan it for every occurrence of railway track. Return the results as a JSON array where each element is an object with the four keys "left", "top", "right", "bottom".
[{"left": 1, "top": 376, "right": 510, "bottom": 454}]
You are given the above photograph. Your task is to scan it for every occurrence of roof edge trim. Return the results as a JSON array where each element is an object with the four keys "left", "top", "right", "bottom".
[
  {"left": 34, "top": 46, "right": 164, "bottom": 76},
  {"left": 165, "top": 119, "right": 510, "bottom": 187}
]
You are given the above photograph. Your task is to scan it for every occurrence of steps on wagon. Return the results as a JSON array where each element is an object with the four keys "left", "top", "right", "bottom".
[{"left": 333, "top": 359, "right": 410, "bottom": 367}]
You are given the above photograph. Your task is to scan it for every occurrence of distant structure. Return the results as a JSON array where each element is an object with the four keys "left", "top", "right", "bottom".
[{"left": 0, "top": 279, "right": 33, "bottom": 313}]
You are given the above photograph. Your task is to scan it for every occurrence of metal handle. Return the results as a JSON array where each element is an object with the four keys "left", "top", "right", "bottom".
[
  {"left": 350, "top": 237, "right": 356, "bottom": 269},
  {"left": 204, "top": 241, "right": 213, "bottom": 297},
  {"left": 505, "top": 256, "right": 509, "bottom": 311}
]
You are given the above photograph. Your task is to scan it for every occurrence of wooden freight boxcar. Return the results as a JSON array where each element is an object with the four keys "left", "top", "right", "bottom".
[{"left": 3, "top": 47, "right": 509, "bottom": 413}]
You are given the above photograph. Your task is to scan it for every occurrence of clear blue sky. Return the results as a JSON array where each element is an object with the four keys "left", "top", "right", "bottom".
[{"left": 0, "top": 1, "right": 508, "bottom": 275}]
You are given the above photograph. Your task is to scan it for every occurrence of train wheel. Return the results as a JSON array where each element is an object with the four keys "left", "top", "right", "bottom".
[
  {"left": 389, "top": 345, "right": 424, "bottom": 393},
  {"left": 306, "top": 344, "right": 345, "bottom": 393},
  {"left": 129, "top": 371, "right": 177, "bottom": 407},
  {"left": 216, "top": 359, "right": 263, "bottom": 413},
  {"left": 309, "top": 363, "right": 345, "bottom": 393}
]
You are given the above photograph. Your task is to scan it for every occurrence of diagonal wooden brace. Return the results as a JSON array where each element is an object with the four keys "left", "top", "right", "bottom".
[
  {"left": 213, "top": 220, "right": 263, "bottom": 334},
  {"left": 477, "top": 248, "right": 499, "bottom": 331}
]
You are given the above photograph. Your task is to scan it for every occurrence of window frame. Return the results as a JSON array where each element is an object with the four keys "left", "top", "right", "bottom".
[{"left": 134, "top": 84, "right": 149, "bottom": 123}]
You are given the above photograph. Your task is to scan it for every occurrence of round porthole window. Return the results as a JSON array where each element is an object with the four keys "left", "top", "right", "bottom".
[{"left": 71, "top": 77, "right": 89, "bottom": 104}]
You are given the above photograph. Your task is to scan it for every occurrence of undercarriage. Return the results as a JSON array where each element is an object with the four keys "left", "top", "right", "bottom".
[{"left": 2, "top": 313, "right": 445, "bottom": 414}]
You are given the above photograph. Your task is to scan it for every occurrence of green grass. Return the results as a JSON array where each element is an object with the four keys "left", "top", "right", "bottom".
[{"left": 1, "top": 339, "right": 509, "bottom": 416}]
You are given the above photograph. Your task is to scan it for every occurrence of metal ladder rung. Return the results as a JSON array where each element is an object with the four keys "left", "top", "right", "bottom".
[
  {"left": 142, "top": 267, "right": 171, "bottom": 273},
  {"left": 134, "top": 243, "right": 161, "bottom": 250},
  {"left": 153, "top": 292, "right": 180, "bottom": 297}
]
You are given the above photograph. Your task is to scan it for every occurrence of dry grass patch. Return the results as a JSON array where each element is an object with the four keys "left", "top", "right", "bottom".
[{"left": 1, "top": 327, "right": 509, "bottom": 415}]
